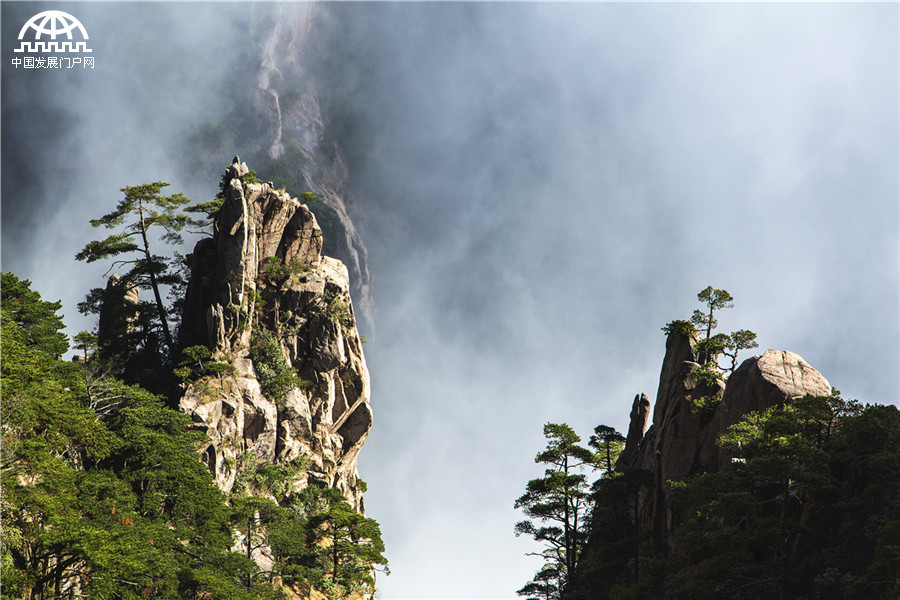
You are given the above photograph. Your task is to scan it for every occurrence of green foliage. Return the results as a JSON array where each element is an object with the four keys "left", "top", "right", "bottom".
[
  {"left": 75, "top": 181, "right": 201, "bottom": 357},
  {"left": 184, "top": 197, "right": 224, "bottom": 224},
  {"left": 721, "top": 328, "right": 759, "bottom": 373},
  {"left": 2, "top": 275, "right": 384, "bottom": 599},
  {"left": 261, "top": 256, "right": 312, "bottom": 288},
  {"left": 690, "top": 286, "right": 733, "bottom": 340},
  {"left": 232, "top": 453, "right": 307, "bottom": 501},
  {"left": 328, "top": 299, "right": 352, "bottom": 328},
  {"left": 322, "top": 289, "right": 353, "bottom": 328},
  {"left": 1, "top": 272, "right": 69, "bottom": 357},
  {"left": 571, "top": 465, "right": 656, "bottom": 600},
  {"left": 515, "top": 423, "right": 600, "bottom": 599},
  {"left": 241, "top": 171, "right": 261, "bottom": 186},
  {"left": 1, "top": 276, "right": 257, "bottom": 599},
  {"left": 73, "top": 329, "right": 98, "bottom": 360},
  {"left": 175, "top": 344, "right": 235, "bottom": 382},
  {"left": 291, "top": 257, "right": 312, "bottom": 275},
  {"left": 226, "top": 463, "right": 387, "bottom": 599},
  {"left": 692, "top": 332, "right": 727, "bottom": 364},
  {"left": 660, "top": 319, "right": 695, "bottom": 338},
  {"left": 667, "top": 286, "right": 758, "bottom": 385},
  {"left": 688, "top": 364, "right": 725, "bottom": 412},
  {"left": 294, "top": 487, "right": 388, "bottom": 599},
  {"left": 262, "top": 256, "right": 292, "bottom": 284},
  {"left": 663, "top": 393, "right": 900, "bottom": 600},
  {"left": 568, "top": 392, "right": 899, "bottom": 600},
  {"left": 589, "top": 425, "right": 625, "bottom": 476},
  {"left": 249, "top": 329, "right": 309, "bottom": 404}
]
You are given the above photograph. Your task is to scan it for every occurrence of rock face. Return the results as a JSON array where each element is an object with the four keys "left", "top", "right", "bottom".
[
  {"left": 700, "top": 349, "right": 832, "bottom": 471},
  {"left": 97, "top": 274, "right": 140, "bottom": 351},
  {"left": 616, "top": 332, "right": 831, "bottom": 545},
  {"left": 178, "top": 157, "right": 372, "bottom": 511},
  {"left": 618, "top": 393, "right": 650, "bottom": 467}
]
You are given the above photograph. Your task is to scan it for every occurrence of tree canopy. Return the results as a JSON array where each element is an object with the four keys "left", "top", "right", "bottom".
[
  {"left": 1, "top": 273, "right": 387, "bottom": 600},
  {"left": 75, "top": 182, "right": 201, "bottom": 358},
  {"left": 515, "top": 423, "right": 621, "bottom": 600}
]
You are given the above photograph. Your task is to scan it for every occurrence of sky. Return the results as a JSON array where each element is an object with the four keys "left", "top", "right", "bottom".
[{"left": 2, "top": 2, "right": 898, "bottom": 599}]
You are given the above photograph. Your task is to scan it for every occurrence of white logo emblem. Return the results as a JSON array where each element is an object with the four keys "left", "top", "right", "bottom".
[{"left": 15, "top": 10, "right": 92, "bottom": 53}]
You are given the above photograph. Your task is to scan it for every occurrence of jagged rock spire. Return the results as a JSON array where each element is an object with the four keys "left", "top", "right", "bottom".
[
  {"left": 616, "top": 329, "right": 832, "bottom": 548},
  {"left": 178, "top": 160, "right": 372, "bottom": 511}
]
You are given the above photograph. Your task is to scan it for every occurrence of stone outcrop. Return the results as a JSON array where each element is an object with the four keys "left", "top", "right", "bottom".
[
  {"left": 618, "top": 393, "right": 650, "bottom": 467},
  {"left": 700, "top": 349, "right": 831, "bottom": 471},
  {"left": 178, "top": 157, "right": 372, "bottom": 511},
  {"left": 616, "top": 332, "right": 831, "bottom": 546},
  {"left": 97, "top": 274, "right": 140, "bottom": 351}
]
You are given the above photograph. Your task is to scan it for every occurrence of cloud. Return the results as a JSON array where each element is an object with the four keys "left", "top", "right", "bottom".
[
  {"left": 325, "top": 3, "right": 898, "bottom": 597},
  {"left": 2, "top": 2, "right": 897, "bottom": 599}
]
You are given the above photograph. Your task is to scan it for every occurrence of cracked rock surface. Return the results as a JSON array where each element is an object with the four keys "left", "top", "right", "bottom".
[{"left": 178, "top": 158, "right": 372, "bottom": 511}]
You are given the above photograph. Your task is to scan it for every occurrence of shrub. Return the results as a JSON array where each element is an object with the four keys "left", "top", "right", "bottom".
[
  {"left": 328, "top": 299, "right": 352, "bottom": 328},
  {"left": 175, "top": 344, "right": 235, "bottom": 382},
  {"left": 662, "top": 319, "right": 696, "bottom": 337},
  {"left": 689, "top": 365, "right": 724, "bottom": 412},
  {"left": 249, "top": 329, "right": 309, "bottom": 404},
  {"left": 262, "top": 256, "right": 291, "bottom": 284},
  {"left": 323, "top": 289, "right": 353, "bottom": 328},
  {"left": 289, "top": 257, "right": 311, "bottom": 275}
]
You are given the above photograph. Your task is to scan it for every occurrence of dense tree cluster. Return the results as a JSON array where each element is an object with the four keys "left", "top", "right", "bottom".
[
  {"left": 518, "top": 400, "right": 900, "bottom": 600},
  {"left": 516, "top": 288, "right": 900, "bottom": 600},
  {"left": 2, "top": 270, "right": 386, "bottom": 598}
]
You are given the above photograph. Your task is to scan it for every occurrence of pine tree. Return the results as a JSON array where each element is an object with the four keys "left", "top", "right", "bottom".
[
  {"left": 691, "top": 286, "right": 733, "bottom": 341},
  {"left": 515, "top": 423, "right": 597, "bottom": 599},
  {"left": 1, "top": 273, "right": 258, "bottom": 599},
  {"left": 297, "top": 487, "right": 388, "bottom": 599},
  {"left": 75, "top": 182, "right": 201, "bottom": 357}
]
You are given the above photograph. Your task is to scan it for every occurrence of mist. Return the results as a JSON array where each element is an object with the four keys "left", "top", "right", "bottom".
[
  {"left": 320, "top": 3, "right": 899, "bottom": 597},
  {"left": 2, "top": 2, "right": 898, "bottom": 599},
  {"left": 2, "top": 2, "right": 249, "bottom": 337}
]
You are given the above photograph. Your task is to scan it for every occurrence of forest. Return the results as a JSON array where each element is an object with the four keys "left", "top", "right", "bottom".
[
  {"left": 515, "top": 290, "right": 900, "bottom": 600},
  {"left": 1, "top": 164, "right": 386, "bottom": 599}
]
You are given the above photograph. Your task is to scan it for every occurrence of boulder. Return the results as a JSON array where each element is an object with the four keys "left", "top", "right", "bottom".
[{"left": 701, "top": 350, "right": 831, "bottom": 469}]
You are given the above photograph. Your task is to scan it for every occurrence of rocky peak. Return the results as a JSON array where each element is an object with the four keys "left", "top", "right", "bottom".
[
  {"left": 178, "top": 158, "right": 372, "bottom": 510},
  {"left": 618, "top": 331, "right": 831, "bottom": 545},
  {"left": 618, "top": 393, "right": 650, "bottom": 467},
  {"left": 97, "top": 273, "right": 140, "bottom": 350}
]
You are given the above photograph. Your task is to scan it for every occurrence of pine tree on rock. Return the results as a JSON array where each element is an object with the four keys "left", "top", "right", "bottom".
[
  {"left": 691, "top": 286, "right": 733, "bottom": 342},
  {"left": 76, "top": 182, "right": 201, "bottom": 358},
  {"left": 298, "top": 487, "right": 388, "bottom": 599}
]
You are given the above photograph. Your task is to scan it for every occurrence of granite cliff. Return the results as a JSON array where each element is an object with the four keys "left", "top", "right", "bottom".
[
  {"left": 178, "top": 156, "right": 373, "bottom": 512},
  {"left": 614, "top": 330, "right": 831, "bottom": 547}
]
